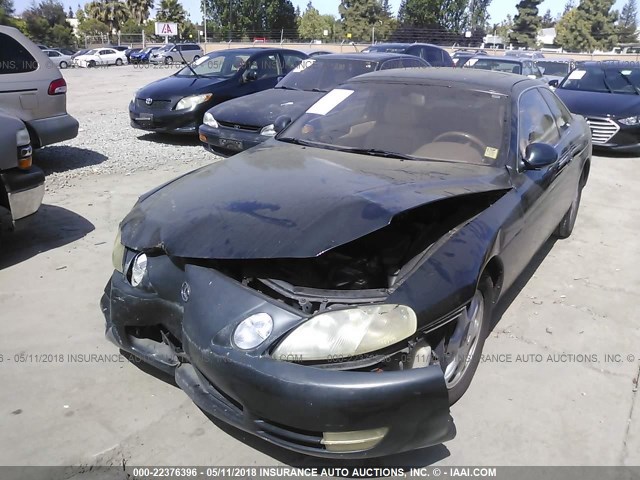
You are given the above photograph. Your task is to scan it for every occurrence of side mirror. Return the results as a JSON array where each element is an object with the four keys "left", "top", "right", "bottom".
[
  {"left": 523, "top": 143, "right": 557, "bottom": 169},
  {"left": 274, "top": 115, "right": 292, "bottom": 133},
  {"left": 548, "top": 79, "right": 559, "bottom": 88},
  {"left": 243, "top": 70, "right": 258, "bottom": 82}
]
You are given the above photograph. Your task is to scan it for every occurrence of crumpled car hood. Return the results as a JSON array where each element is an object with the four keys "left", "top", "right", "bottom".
[{"left": 120, "top": 142, "right": 512, "bottom": 259}]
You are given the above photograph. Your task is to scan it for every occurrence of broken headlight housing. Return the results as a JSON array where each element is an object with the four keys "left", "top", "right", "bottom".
[
  {"left": 112, "top": 230, "right": 125, "bottom": 273},
  {"left": 272, "top": 304, "right": 417, "bottom": 362}
]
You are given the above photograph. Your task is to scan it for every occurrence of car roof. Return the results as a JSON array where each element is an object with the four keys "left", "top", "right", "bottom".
[
  {"left": 346, "top": 67, "right": 532, "bottom": 94},
  {"left": 368, "top": 42, "right": 446, "bottom": 50},
  {"left": 535, "top": 58, "right": 574, "bottom": 63},
  {"left": 471, "top": 55, "right": 526, "bottom": 64},
  {"left": 578, "top": 60, "right": 640, "bottom": 69},
  {"left": 207, "top": 47, "right": 305, "bottom": 55},
  {"left": 319, "top": 52, "right": 425, "bottom": 61}
]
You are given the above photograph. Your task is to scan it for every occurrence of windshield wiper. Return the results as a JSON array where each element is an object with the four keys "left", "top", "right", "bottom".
[
  {"left": 277, "top": 137, "right": 318, "bottom": 147},
  {"left": 175, "top": 46, "right": 199, "bottom": 78},
  {"left": 339, "top": 147, "right": 417, "bottom": 161},
  {"left": 275, "top": 86, "right": 301, "bottom": 90},
  {"left": 310, "top": 88, "right": 328, "bottom": 92}
]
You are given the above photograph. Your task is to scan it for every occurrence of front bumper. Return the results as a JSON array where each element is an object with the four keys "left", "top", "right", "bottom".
[
  {"left": 27, "top": 114, "right": 79, "bottom": 147},
  {"left": 199, "top": 124, "right": 266, "bottom": 156},
  {"left": 101, "top": 263, "right": 455, "bottom": 458},
  {"left": 129, "top": 103, "right": 201, "bottom": 134},
  {"left": 0, "top": 166, "right": 45, "bottom": 222}
]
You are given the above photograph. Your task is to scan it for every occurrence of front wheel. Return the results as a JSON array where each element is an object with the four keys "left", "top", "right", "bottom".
[
  {"left": 554, "top": 182, "right": 582, "bottom": 239},
  {"left": 442, "top": 275, "right": 494, "bottom": 405},
  {"left": 88, "top": 60, "right": 96, "bottom": 68},
  {"left": 193, "top": 55, "right": 200, "bottom": 62},
  {"left": 115, "top": 58, "right": 123, "bottom": 66},
  {"left": 164, "top": 56, "right": 172, "bottom": 65}
]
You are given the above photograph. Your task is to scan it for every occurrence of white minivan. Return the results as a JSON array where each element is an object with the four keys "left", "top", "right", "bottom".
[{"left": 0, "top": 26, "right": 79, "bottom": 148}]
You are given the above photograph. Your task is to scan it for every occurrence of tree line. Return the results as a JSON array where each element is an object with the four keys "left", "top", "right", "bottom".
[{"left": 0, "top": 0, "right": 637, "bottom": 52}]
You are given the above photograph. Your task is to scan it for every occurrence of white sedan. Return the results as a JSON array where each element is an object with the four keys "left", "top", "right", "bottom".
[
  {"left": 43, "top": 49, "right": 73, "bottom": 69},
  {"left": 73, "top": 48, "right": 127, "bottom": 68}
]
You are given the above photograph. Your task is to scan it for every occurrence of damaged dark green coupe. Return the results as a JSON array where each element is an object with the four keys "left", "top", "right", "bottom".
[{"left": 102, "top": 69, "right": 591, "bottom": 458}]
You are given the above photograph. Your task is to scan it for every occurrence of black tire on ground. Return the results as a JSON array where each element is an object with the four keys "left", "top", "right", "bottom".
[
  {"left": 554, "top": 182, "right": 583, "bottom": 239},
  {"left": 165, "top": 56, "right": 172, "bottom": 65},
  {"left": 59, "top": 61, "right": 68, "bottom": 69},
  {"left": 193, "top": 55, "right": 200, "bottom": 62},
  {"left": 445, "top": 274, "right": 494, "bottom": 405},
  {"left": 88, "top": 60, "right": 96, "bottom": 68},
  {"left": 115, "top": 58, "right": 123, "bottom": 66}
]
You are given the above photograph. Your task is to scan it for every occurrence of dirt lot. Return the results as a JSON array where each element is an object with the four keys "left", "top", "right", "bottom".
[{"left": 0, "top": 64, "right": 639, "bottom": 470}]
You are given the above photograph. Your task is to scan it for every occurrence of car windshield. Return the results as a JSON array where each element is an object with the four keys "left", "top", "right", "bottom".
[
  {"left": 143, "top": 47, "right": 156, "bottom": 53},
  {"left": 278, "top": 82, "right": 509, "bottom": 165},
  {"left": 175, "top": 52, "right": 251, "bottom": 77},
  {"left": 276, "top": 58, "right": 379, "bottom": 92},
  {"left": 157, "top": 44, "right": 174, "bottom": 52},
  {"left": 463, "top": 58, "right": 521, "bottom": 74},
  {"left": 537, "top": 61, "right": 570, "bottom": 77},
  {"left": 85, "top": 49, "right": 97, "bottom": 55},
  {"left": 559, "top": 66, "right": 640, "bottom": 94}
]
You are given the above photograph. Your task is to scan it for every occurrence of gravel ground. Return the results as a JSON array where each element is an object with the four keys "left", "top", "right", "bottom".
[{"left": 35, "top": 64, "right": 218, "bottom": 192}]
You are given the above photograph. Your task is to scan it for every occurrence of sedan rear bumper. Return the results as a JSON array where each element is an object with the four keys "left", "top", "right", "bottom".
[
  {"left": 0, "top": 166, "right": 45, "bottom": 222},
  {"left": 101, "top": 266, "right": 455, "bottom": 458}
]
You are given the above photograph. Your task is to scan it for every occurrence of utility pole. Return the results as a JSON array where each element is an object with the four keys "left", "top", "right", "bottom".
[{"left": 203, "top": 0, "right": 207, "bottom": 46}]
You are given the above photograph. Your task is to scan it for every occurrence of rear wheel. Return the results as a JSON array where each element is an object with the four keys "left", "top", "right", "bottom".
[
  {"left": 554, "top": 182, "right": 582, "bottom": 239},
  {"left": 59, "top": 61, "right": 68, "bottom": 69},
  {"left": 442, "top": 275, "right": 494, "bottom": 405},
  {"left": 115, "top": 58, "right": 123, "bottom": 66}
]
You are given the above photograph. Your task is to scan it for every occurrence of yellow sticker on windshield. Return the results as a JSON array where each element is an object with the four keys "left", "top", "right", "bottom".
[{"left": 484, "top": 147, "right": 499, "bottom": 159}]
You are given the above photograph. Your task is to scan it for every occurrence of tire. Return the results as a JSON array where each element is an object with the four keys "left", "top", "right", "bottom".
[
  {"left": 59, "top": 61, "right": 68, "bottom": 69},
  {"left": 164, "top": 56, "right": 172, "bottom": 65},
  {"left": 115, "top": 58, "right": 123, "bottom": 66},
  {"left": 193, "top": 55, "right": 200, "bottom": 62},
  {"left": 554, "top": 182, "right": 582, "bottom": 239},
  {"left": 442, "top": 275, "right": 494, "bottom": 405},
  {"left": 88, "top": 60, "right": 96, "bottom": 68}
]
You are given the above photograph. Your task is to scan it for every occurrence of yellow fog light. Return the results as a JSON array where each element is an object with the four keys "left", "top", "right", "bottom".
[
  {"left": 199, "top": 133, "right": 207, "bottom": 143},
  {"left": 321, "top": 427, "right": 388, "bottom": 453}
]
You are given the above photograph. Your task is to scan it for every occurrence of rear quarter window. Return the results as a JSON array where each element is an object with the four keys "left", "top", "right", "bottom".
[{"left": 0, "top": 33, "right": 38, "bottom": 74}]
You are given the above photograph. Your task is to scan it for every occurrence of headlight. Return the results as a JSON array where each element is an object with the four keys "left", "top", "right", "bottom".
[
  {"left": 272, "top": 304, "right": 417, "bottom": 362},
  {"left": 618, "top": 116, "right": 640, "bottom": 126},
  {"left": 112, "top": 230, "right": 125, "bottom": 273},
  {"left": 203, "top": 111, "right": 218, "bottom": 128},
  {"left": 130, "top": 253, "right": 147, "bottom": 287},
  {"left": 233, "top": 313, "right": 273, "bottom": 349},
  {"left": 260, "top": 123, "right": 276, "bottom": 136},
  {"left": 16, "top": 127, "right": 30, "bottom": 147},
  {"left": 175, "top": 93, "right": 213, "bottom": 111}
]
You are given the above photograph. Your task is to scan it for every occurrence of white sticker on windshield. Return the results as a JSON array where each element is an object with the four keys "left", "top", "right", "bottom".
[
  {"left": 193, "top": 56, "right": 208, "bottom": 66},
  {"left": 568, "top": 70, "right": 586, "bottom": 80},
  {"left": 306, "top": 89, "right": 354, "bottom": 115},
  {"left": 621, "top": 70, "right": 632, "bottom": 75}
]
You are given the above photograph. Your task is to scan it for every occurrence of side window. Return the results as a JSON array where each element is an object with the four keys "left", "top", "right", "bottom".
[
  {"left": 518, "top": 89, "right": 561, "bottom": 158},
  {"left": 402, "top": 58, "right": 427, "bottom": 68},
  {"left": 539, "top": 88, "right": 573, "bottom": 130},
  {"left": 422, "top": 47, "right": 444, "bottom": 66},
  {"left": 379, "top": 59, "right": 403, "bottom": 70},
  {"left": 281, "top": 53, "right": 305, "bottom": 72},
  {"left": 248, "top": 54, "right": 280, "bottom": 79},
  {"left": 0, "top": 34, "right": 38, "bottom": 74},
  {"left": 99, "top": 50, "right": 110, "bottom": 55},
  {"left": 521, "top": 63, "right": 531, "bottom": 76}
]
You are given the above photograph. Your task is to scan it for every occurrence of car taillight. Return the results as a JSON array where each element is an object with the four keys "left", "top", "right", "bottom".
[{"left": 48, "top": 78, "right": 67, "bottom": 95}]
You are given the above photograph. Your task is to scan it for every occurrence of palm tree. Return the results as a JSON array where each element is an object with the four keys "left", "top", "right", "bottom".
[
  {"left": 156, "top": 0, "right": 186, "bottom": 24},
  {"left": 86, "top": 0, "right": 129, "bottom": 33},
  {"left": 126, "top": 0, "right": 153, "bottom": 25}
]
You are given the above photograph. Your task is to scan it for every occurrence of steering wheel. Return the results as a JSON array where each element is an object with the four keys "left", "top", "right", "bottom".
[{"left": 432, "top": 131, "right": 486, "bottom": 154}]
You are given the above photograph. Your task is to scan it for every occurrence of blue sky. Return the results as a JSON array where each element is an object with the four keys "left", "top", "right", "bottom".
[{"left": 12, "top": 0, "right": 630, "bottom": 26}]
